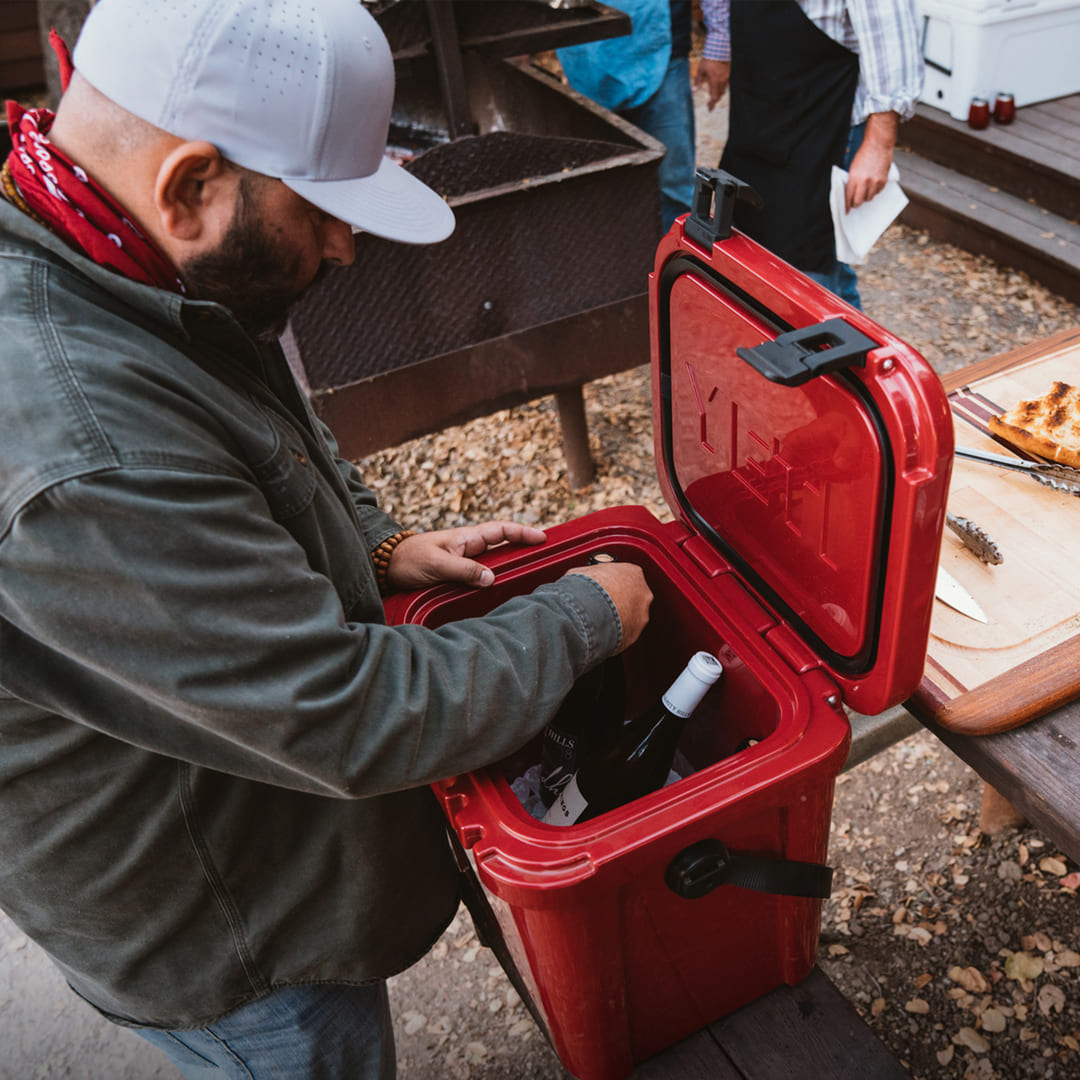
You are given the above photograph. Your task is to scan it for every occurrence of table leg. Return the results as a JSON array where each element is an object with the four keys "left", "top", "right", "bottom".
[{"left": 979, "top": 781, "right": 1028, "bottom": 834}]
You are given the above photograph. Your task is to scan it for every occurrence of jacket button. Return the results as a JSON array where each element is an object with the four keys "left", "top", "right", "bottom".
[{"left": 291, "top": 450, "right": 308, "bottom": 466}]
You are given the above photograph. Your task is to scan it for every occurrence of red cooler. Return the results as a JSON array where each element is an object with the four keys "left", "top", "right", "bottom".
[{"left": 384, "top": 171, "right": 954, "bottom": 1080}]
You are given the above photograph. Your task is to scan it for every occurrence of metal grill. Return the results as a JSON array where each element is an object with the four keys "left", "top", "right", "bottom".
[{"left": 288, "top": 55, "right": 662, "bottom": 390}]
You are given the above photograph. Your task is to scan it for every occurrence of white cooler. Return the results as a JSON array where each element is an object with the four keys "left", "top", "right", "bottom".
[{"left": 917, "top": 0, "right": 1080, "bottom": 119}]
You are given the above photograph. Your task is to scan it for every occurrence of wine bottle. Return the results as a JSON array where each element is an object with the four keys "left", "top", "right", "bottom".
[
  {"left": 543, "top": 651, "right": 723, "bottom": 827},
  {"left": 538, "top": 552, "right": 627, "bottom": 807}
]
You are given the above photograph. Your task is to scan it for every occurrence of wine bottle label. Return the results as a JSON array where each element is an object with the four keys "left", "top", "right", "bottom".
[
  {"left": 542, "top": 773, "right": 589, "bottom": 826},
  {"left": 545, "top": 728, "right": 576, "bottom": 756}
]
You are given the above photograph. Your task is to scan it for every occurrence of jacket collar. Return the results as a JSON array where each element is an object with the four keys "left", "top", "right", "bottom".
[{"left": 0, "top": 197, "right": 233, "bottom": 342}]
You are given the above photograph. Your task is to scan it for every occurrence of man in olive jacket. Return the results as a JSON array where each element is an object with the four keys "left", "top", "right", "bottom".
[{"left": 0, "top": 1, "right": 652, "bottom": 1076}]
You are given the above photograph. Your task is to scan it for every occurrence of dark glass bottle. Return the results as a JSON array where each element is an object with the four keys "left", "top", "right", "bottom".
[
  {"left": 538, "top": 553, "right": 627, "bottom": 807},
  {"left": 543, "top": 651, "right": 723, "bottom": 827}
]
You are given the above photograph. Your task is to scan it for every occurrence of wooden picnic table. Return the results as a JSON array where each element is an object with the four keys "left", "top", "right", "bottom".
[
  {"left": 906, "top": 328, "right": 1080, "bottom": 865},
  {"left": 630, "top": 329, "right": 1080, "bottom": 1080},
  {"left": 630, "top": 966, "right": 908, "bottom": 1079}
]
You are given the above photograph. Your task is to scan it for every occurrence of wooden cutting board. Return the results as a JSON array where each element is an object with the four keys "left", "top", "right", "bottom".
[{"left": 911, "top": 328, "right": 1080, "bottom": 734}]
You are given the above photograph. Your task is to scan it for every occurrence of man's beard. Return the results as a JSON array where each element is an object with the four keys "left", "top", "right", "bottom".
[{"left": 178, "top": 178, "right": 334, "bottom": 341}]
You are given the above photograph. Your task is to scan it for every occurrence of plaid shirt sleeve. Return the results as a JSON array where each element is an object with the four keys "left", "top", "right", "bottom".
[
  {"left": 847, "top": 0, "right": 925, "bottom": 122},
  {"left": 699, "top": 0, "right": 729, "bottom": 61}
]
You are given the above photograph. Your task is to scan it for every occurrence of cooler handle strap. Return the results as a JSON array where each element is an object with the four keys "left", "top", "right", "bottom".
[{"left": 665, "top": 838, "right": 833, "bottom": 900}]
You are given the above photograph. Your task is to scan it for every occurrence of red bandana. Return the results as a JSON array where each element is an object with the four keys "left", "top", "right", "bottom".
[{"left": 3, "top": 31, "right": 185, "bottom": 294}]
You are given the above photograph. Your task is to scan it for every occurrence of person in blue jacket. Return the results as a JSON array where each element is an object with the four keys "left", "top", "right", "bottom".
[{"left": 558, "top": 0, "right": 696, "bottom": 233}]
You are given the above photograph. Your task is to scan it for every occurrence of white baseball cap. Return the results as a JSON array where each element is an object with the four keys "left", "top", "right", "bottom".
[{"left": 72, "top": 0, "right": 455, "bottom": 245}]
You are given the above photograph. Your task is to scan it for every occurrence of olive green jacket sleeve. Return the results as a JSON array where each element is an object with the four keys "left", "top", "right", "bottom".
[{"left": 0, "top": 464, "right": 620, "bottom": 797}]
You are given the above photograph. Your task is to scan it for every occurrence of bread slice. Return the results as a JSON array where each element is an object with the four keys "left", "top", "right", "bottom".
[{"left": 987, "top": 381, "right": 1080, "bottom": 468}]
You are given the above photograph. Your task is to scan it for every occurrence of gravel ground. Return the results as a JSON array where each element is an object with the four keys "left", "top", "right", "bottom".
[{"left": 4, "top": 65, "right": 1080, "bottom": 1080}]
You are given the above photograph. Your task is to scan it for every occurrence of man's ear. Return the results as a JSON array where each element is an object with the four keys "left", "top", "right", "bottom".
[{"left": 154, "top": 141, "right": 231, "bottom": 243}]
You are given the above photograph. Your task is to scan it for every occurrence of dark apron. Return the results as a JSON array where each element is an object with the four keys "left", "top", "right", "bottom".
[{"left": 719, "top": 0, "right": 859, "bottom": 272}]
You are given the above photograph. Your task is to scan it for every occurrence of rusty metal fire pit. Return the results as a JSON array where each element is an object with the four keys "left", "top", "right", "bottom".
[{"left": 281, "top": 0, "right": 663, "bottom": 486}]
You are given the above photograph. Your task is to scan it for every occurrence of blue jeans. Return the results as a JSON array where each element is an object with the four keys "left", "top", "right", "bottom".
[
  {"left": 620, "top": 55, "right": 696, "bottom": 233},
  {"left": 804, "top": 122, "right": 866, "bottom": 310},
  {"left": 133, "top": 982, "right": 395, "bottom": 1080}
]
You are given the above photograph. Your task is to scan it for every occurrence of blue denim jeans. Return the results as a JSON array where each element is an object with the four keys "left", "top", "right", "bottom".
[
  {"left": 620, "top": 55, "right": 696, "bottom": 233},
  {"left": 804, "top": 122, "right": 866, "bottom": 310},
  {"left": 132, "top": 982, "right": 395, "bottom": 1080}
]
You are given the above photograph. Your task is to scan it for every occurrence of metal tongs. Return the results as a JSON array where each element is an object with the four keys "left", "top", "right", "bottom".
[
  {"left": 955, "top": 446, "right": 1080, "bottom": 497},
  {"left": 946, "top": 512, "right": 1003, "bottom": 565}
]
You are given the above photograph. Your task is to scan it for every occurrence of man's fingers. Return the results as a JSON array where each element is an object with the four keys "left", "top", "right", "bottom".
[
  {"left": 424, "top": 548, "right": 496, "bottom": 588},
  {"left": 458, "top": 521, "right": 546, "bottom": 557}
]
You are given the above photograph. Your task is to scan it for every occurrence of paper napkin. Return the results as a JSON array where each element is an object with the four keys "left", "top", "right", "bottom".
[{"left": 830, "top": 163, "right": 908, "bottom": 265}]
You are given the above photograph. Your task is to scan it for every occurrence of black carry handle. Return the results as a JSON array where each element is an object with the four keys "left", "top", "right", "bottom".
[
  {"left": 736, "top": 318, "right": 878, "bottom": 387},
  {"left": 684, "top": 168, "right": 763, "bottom": 250},
  {"left": 665, "top": 839, "right": 834, "bottom": 900}
]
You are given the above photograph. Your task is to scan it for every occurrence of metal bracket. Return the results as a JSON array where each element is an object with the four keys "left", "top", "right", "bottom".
[
  {"left": 683, "top": 168, "right": 763, "bottom": 250},
  {"left": 736, "top": 319, "right": 878, "bottom": 387}
]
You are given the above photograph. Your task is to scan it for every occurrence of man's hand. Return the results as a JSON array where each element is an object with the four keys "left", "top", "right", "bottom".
[
  {"left": 566, "top": 563, "right": 653, "bottom": 654},
  {"left": 694, "top": 59, "right": 731, "bottom": 111},
  {"left": 844, "top": 111, "right": 899, "bottom": 212},
  {"left": 386, "top": 522, "right": 546, "bottom": 591}
]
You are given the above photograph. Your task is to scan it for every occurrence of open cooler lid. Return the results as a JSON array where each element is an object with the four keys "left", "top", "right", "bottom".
[{"left": 651, "top": 171, "right": 955, "bottom": 716}]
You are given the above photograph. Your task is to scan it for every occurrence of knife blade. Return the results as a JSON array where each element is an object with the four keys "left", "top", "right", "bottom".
[{"left": 935, "top": 566, "right": 989, "bottom": 623}]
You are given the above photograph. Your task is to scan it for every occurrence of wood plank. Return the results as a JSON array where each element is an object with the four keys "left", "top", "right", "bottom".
[
  {"left": 709, "top": 969, "right": 909, "bottom": 1080},
  {"left": 966, "top": 119, "right": 1080, "bottom": 170},
  {"left": 633, "top": 1029, "right": 743, "bottom": 1079},
  {"left": 1036, "top": 96, "right": 1080, "bottom": 125},
  {"left": 1023, "top": 97, "right": 1080, "bottom": 129},
  {"left": 904, "top": 164, "right": 1080, "bottom": 242},
  {"left": 926, "top": 634, "right": 1080, "bottom": 735},
  {"left": 896, "top": 152, "right": 1080, "bottom": 258},
  {"left": 903, "top": 106, "right": 1080, "bottom": 212},
  {"left": 1003, "top": 111, "right": 1080, "bottom": 160},
  {"left": 896, "top": 152, "right": 1080, "bottom": 300},
  {"left": 939, "top": 328, "right": 1080, "bottom": 392},
  {"left": 898, "top": 130, "right": 1080, "bottom": 220},
  {"left": 911, "top": 104, "right": 1080, "bottom": 178}
]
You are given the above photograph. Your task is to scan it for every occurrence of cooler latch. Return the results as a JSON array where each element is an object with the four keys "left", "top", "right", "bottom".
[
  {"left": 665, "top": 839, "right": 834, "bottom": 900},
  {"left": 684, "top": 168, "right": 763, "bottom": 250},
  {"left": 737, "top": 319, "right": 878, "bottom": 387}
]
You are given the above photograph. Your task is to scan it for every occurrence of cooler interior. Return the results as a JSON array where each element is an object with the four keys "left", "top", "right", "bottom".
[
  {"left": 400, "top": 509, "right": 851, "bottom": 1080},
  {"left": 414, "top": 520, "right": 801, "bottom": 807}
]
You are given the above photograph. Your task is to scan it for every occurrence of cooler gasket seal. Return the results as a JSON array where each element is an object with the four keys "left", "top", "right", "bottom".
[{"left": 655, "top": 254, "right": 895, "bottom": 676}]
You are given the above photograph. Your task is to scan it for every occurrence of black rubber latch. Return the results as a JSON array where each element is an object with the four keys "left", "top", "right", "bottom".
[
  {"left": 684, "top": 168, "right": 763, "bottom": 250},
  {"left": 736, "top": 318, "right": 879, "bottom": 387},
  {"left": 665, "top": 839, "right": 834, "bottom": 900}
]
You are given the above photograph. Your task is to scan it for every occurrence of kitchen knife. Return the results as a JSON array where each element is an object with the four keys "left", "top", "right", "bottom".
[{"left": 935, "top": 566, "right": 989, "bottom": 623}]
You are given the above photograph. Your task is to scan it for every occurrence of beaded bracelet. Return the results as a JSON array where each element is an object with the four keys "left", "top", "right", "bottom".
[{"left": 371, "top": 530, "right": 416, "bottom": 595}]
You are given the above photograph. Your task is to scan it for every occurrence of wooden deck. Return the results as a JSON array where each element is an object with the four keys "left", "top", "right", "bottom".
[
  {"left": 897, "top": 96, "right": 1080, "bottom": 301},
  {"left": 634, "top": 968, "right": 909, "bottom": 1079},
  {"left": 901, "top": 96, "right": 1080, "bottom": 219}
]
